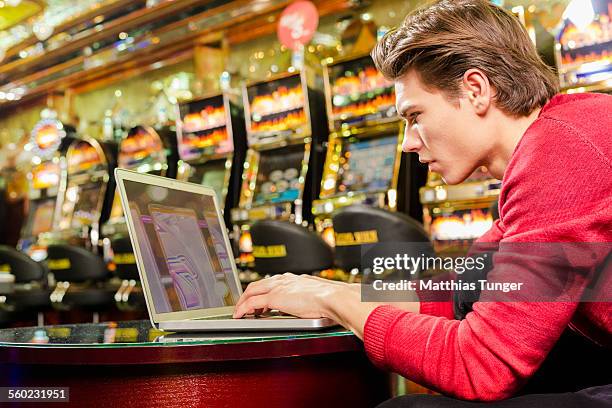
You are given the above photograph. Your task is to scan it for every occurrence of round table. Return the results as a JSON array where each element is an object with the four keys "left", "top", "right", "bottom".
[{"left": 0, "top": 320, "right": 391, "bottom": 407}]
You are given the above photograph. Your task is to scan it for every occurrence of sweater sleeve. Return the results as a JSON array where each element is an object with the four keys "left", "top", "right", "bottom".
[
  {"left": 419, "top": 301, "right": 454, "bottom": 318},
  {"left": 364, "top": 301, "right": 579, "bottom": 400},
  {"left": 363, "top": 117, "right": 612, "bottom": 401}
]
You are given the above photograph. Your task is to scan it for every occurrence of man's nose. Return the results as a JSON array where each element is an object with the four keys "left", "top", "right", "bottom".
[{"left": 402, "top": 125, "right": 423, "bottom": 153}]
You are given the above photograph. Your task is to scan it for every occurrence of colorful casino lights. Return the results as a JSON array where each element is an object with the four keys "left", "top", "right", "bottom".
[
  {"left": 183, "top": 105, "right": 227, "bottom": 133},
  {"left": 430, "top": 209, "right": 493, "bottom": 242},
  {"left": 250, "top": 85, "right": 305, "bottom": 119},
  {"left": 67, "top": 142, "right": 103, "bottom": 174}
]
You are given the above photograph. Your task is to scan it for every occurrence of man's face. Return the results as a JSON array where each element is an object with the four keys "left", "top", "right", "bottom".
[{"left": 395, "top": 70, "right": 488, "bottom": 185}]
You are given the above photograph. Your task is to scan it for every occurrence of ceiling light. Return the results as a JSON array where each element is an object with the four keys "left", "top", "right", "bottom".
[{"left": 33, "top": 21, "right": 54, "bottom": 41}]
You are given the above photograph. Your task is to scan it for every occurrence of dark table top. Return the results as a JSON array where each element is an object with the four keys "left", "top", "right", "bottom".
[{"left": 0, "top": 320, "right": 361, "bottom": 365}]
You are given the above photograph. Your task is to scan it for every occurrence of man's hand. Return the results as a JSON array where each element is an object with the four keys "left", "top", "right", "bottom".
[
  {"left": 233, "top": 273, "right": 341, "bottom": 319},
  {"left": 233, "top": 273, "right": 419, "bottom": 339}
]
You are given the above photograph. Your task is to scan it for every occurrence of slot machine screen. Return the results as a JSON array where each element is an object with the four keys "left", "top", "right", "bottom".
[
  {"left": 189, "top": 160, "right": 227, "bottom": 203},
  {"left": 336, "top": 136, "right": 398, "bottom": 194},
  {"left": 67, "top": 141, "right": 104, "bottom": 175},
  {"left": 253, "top": 146, "right": 304, "bottom": 205},
  {"left": 29, "top": 199, "right": 56, "bottom": 237},
  {"left": 119, "top": 126, "right": 166, "bottom": 171},
  {"left": 179, "top": 95, "right": 232, "bottom": 161},
  {"left": 328, "top": 55, "right": 395, "bottom": 129},
  {"left": 429, "top": 208, "right": 493, "bottom": 243},
  {"left": 247, "top": 74, "right": 307, "bottom": 139},
  {"left": 556, "top": 0, "right": 612, "bottom": 87},
  {"left": 71, "top": 185, "right": 101, "bottom": 228}
]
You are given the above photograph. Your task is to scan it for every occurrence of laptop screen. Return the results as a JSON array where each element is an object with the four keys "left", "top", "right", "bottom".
[{"left": 121, "top": 179, "right": 241, "bottom": 314}]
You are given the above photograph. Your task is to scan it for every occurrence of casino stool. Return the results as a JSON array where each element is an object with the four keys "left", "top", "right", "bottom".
[
  {"left": 109, "top": 237, "right": 145, "bottom": 311},
  {"left": 332, "top": 205, "right": 435, "bottom": 397},
  {"left": 250, "top": 220, "right": 334, "bottom": 275},
  {"left": 47, "top": 244, "right": 116, "bottom": 321},
  {"left": 0, "top": 245, "right": 51, "bottom": 326},
  {"left": 331, "top": 205, "right": 434, "bottom": 279}
]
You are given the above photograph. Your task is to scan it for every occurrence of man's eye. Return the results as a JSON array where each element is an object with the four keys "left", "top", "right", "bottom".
[{"left": 408, "top": 113, "right": 420, "bottom": 126}]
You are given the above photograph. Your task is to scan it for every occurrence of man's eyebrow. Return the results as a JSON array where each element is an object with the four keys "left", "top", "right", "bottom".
[{"left": 397, "top": 103, "right": 417, "bottom": 119}]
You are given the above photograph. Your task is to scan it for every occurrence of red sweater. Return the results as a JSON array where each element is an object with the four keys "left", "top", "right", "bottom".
[{"left": 363, "top": 93, "right": 612, "bottom": 401}]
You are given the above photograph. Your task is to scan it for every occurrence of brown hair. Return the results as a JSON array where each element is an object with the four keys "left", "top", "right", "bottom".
[{"left": 371, "top": 0, "right": 559, "bottom": 116}]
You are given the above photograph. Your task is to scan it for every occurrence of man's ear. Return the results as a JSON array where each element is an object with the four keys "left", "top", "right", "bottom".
[{"left": 462, "top": 69, "right": 492, "bottom": 115}]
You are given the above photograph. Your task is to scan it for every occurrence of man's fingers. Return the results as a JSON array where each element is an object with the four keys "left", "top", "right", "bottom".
[{"left": 233, "top": 294, "right": 274, "bottom": 318}]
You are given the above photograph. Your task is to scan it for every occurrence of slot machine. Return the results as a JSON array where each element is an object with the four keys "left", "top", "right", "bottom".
[
  {"left": 176, "top": 91, "right": 247, "bottom": 227},
  {"left": 312, "top": 54, "right": 427, "bottom": 252},
  {"left": 101, "top": 125, "right": 178, "bottom": 309},
  {"left": 419, "top": 168, "right": 501, "bottom": 256},
  {"left": 555, "top": 0, "right": 612, "bottom": 94},
  {"left": 41, "top": 138, "right": 119, "bottom": 317},
  {"left": 102, "top": 125, "right": 178, "bottom": 240},
  {"left": 230, "top": 69, "right": 328, "bottom": 271},
  {"left": 41, "top": 138, "right": 117, "bottom": 249},
  {"left": 18, "top": 118, "right": 76, "bottom": 261}
]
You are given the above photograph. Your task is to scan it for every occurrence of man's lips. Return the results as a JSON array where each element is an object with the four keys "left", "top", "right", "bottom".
[{"left": 420, "top": 159, "right": 439, "bottom": 172}]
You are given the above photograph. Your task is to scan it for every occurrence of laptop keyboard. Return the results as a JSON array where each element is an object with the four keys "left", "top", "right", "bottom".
[{"left": 195, "top": 311, "right": 296, "bottom": 320}]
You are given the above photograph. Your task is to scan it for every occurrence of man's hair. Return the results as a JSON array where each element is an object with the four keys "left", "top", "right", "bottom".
[{"left": 371, "top": 0, "right": 559, "bottom": 116}]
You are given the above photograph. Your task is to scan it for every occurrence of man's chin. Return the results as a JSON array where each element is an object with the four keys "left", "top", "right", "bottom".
[{"left": 440, "top": 171, "right": 469, "bottom": 185}]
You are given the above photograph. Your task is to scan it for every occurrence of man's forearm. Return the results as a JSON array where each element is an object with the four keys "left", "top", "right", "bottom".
[{"left": 322, "top": 285, "right": 420, "bottom": 339}]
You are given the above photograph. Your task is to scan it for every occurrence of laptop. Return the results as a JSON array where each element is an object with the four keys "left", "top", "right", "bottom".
[{"left": 114, "top": 168, "right": 336, "bottom": 331}]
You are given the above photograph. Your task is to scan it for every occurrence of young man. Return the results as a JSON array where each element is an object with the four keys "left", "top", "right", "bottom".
[{"left": 233, "top": 0, "right": 612, "bottom": 405}]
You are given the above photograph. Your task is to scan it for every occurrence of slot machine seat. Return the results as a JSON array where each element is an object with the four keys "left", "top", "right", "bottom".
[
  {"left": 47, "top": 244, "right": 109, "bottom": 282},
  {"left": 109, "top": 236, "right": 146, "bottom": 311},
  {"left": 250, "top": 220, "right": 334, "bottom": 275},
  {"left": 46, "top": 244, "right": 115, "bottom": 311},
  {"left": 109, "top": 237, "right": 139, "bottom": 281},
  {"left": 0, "top": 245, "right": 51, "bottom": 313},
  {"left": 331, "top": 205, "right": 433, "bottom": 275}
]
